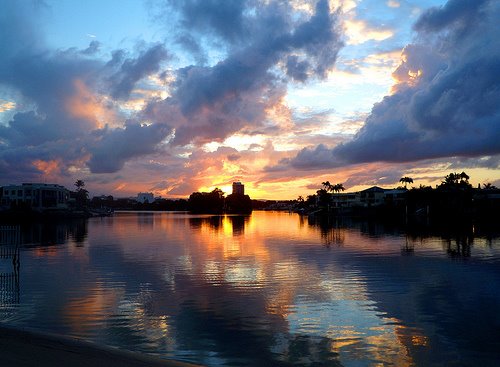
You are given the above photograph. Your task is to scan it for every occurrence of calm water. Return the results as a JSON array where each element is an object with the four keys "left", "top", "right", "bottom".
[{"left": 1, "top": 211, "right": 499, "bottom": 366}]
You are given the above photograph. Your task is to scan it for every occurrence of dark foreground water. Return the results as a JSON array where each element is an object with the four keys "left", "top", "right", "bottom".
[{"left": 1, "top": 211, "right": 499, "bottom": 366}]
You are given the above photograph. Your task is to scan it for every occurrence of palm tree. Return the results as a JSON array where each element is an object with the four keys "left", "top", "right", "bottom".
[
  {"left": 332, "top": 183, "right": 345, "bottom": 193},
  {"left": 482, "top": 183, "right": 497, "bottom": 189},
  {"left": 321, "top": 181, "right": 332, "bottom": 192},
  {"left": 75, "top": 179, "right": 85, "bottom": 191},
  {"left": 441, "top": 172, "right": 472, "bottom": 189},
  {"left": 74, "top": 179, "right": 88, "bottom": 207},
  {"left": 399, "top": 176, "right": 414, "bottom": 188}
]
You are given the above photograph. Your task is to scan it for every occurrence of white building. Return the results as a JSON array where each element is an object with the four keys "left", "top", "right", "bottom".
[
  {"left": 1, "top": 183, "right": 70, "bottom": 210},
  {"left": 232, "top": 182, "right": 245, "bottom": 195},
  {"left": 137, "top": 192, "right": 154, "bottom": 203},
  {"left": 331, "top": 186, "right": 407, "bottom": 209}
]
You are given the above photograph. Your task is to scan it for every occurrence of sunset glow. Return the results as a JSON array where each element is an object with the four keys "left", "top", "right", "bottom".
[{"left": 0, "top": 0, "right": 498, "bottom": 198}]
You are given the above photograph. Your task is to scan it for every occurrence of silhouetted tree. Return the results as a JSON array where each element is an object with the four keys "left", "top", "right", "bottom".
[
  {"left": 74, "top": 179, "right": 89, "bottom": 207},
  {"left": 306, "top": 195, "right": 316, "bottom": 208},
  {"left": 321, "top": 181, "right": 332, "bottom": 192},
  {"left": 316, "top": 189, "right": 331, "bottom": 209},
  {"left": 482, "top": 183, "right": 497, "bottom": 189},
  {"left": 331, "top": 183, "right": 345, "bottom": 193},
  {"left": 75, "top": 180, "right": 85, "bottom": 190},
  {"left": 188, "top": 188, "right": 225, "bottom": 213},
  {"left": 440, "top": 172, "right": 472, "bottom": 189},
  {"left": 226, "top": 193, "right": 252, "bottom": 214},
  {"left": 399, "top": 176, "right": 414, "bottom": 188}
]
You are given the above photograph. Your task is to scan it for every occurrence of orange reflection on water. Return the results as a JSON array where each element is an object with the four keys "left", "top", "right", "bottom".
[
  {"left": 89, "top": 212, "right": 434, "bottom": 366},
  {"left": 62, "top": 286, "right": 123, "bottom": 335}
]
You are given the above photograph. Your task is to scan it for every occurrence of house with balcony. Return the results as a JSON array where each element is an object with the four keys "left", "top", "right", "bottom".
[
  {"left": 331, "top": 186, "right": 407, "bottom": 212},
  {"left": 0, "top": 183, "right": 70, "bottom": 211}
]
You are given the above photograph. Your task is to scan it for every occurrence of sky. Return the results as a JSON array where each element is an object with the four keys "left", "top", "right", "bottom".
[{"left": 0, "top": 0, "right": 499, "bottom": 199}]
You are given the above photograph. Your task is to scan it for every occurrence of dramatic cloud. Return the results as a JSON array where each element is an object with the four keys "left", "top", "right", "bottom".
[
  {"left": 0, "top": 1, "right": 173, "bottom": 180},
  {"left": 2, "top": 0, "right": 496, "bottom": 198},
  {"left": 290, "top": 0, "right": 500, "bottom": 170},
  {"left": 88, "top": 121, "right": 172, "bottom": 173},
  {"left": 147, "top": 0, "right": 343, "bottom": 145},
  {"left": 108, "top": 44, "right": 169, "bottom": 100}
]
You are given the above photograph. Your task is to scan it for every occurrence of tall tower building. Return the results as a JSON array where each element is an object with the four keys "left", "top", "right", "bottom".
[{"left": 232, "top": 182, "right": 244, "bottom": 195}]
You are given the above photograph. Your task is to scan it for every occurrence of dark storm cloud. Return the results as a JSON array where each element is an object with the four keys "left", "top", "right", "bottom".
[
  {"left": 289, "top": 0, "right": 500, "bottom": 170},
  {"left": 108, "top": 44, "right": 169, "bottom": 100},
  {"left": 88, "top": 121, "right": 171, "bottom": 173},
  {"left": 147, "top": 0, "right": 343, "bottom": 145}
]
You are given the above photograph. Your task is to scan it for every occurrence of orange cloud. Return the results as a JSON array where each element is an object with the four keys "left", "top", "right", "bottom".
[
  {"left": 65, "top": 79, "right": 111, "bottom": 129},
  {"left": 0, "top": 99, "right": 16, "bottom": 112},
  {"left": 33, "top": 159, "right": 62, "bottom": 177}
]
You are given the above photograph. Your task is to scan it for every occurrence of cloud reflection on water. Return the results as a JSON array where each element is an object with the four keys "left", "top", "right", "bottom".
[{"left": 1, "top": 212, "right": 499, "bottom": 366}]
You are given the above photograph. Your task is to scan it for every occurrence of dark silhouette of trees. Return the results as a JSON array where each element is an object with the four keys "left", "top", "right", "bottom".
[
  {"left": 316, "top": 188, "right": 330, "bottom": 208},
  {"left": 331, "top": 183, "right": 345, "bottom": 193},
  {"left": 74, "top": 179, "right": 89, "bottom": 208},
  {"left": 321, "top": 181, "right": 332, "bottom": 191},
  {"left": 188, "top": 188, "right": 225, "bottom": 213},
  {"left": 440, "top": 172, "right": 472, "bottom": 189},
  {"left": 226, "top": 193, "right": 252, "bottom": 214},
  {"left": 399, "top": 176, "right": 414, "bottom": 188},
  {"left": 321, "top": 181, "right": 345, "bottom": 193},
  {"left": 482, "top": 183, "right": 497, "bottom": 189}
]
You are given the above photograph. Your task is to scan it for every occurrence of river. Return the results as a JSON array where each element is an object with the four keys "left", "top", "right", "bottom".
[{"left": 1, "top": 211, "right": 499, "bottom": 366}]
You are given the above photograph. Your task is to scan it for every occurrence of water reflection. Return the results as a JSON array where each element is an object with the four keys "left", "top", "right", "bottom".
[
  {"left": 1, "top": 212, "right": 499, "bottom": 366},
  {"left": 0, "top": 226, "right": 20, "bottom": 305},
  {"left": 227, "top": 215, "right": 247, "bottom": 236},
  {"left": 136, "top": 212, "right": 155, "bottom": 228},
  {"left": 17, "top": 219, "right": 88, "bottom": 247}
]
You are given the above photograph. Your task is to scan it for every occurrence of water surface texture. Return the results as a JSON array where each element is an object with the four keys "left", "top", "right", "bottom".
[{"left": 1, "top": 212, "right": 499, "bottom": 366}]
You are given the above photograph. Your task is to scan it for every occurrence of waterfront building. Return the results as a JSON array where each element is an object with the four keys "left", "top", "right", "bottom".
[
  {"left": 0, "top": 183, "right": 70, "bottom": 210},
  {"left": 331, "top": 186, "right": 407, "bottom": 209},
  {"left": 137, "top": 192, "right": 154, "bottom": 203},
  {"left": 232, "top": 182, "right": 244, "bottom": 196}
]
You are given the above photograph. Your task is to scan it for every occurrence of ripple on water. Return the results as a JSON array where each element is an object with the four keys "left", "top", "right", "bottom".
[{"left": 1, "top": 212, "right": 499, "bottom": 367}]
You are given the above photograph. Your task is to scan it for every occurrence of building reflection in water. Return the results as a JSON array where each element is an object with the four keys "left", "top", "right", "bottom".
[
  {"left": 19, "top": 219, "right": 88, "bottom": 247},
  {"left": 137, "top": 212, "right": 154, "bottom": 228},
  {"left": 228, "top": 215, "right": 247, "bottom": 237},
  {"left": 0, "top": 220, "right": 88, "bottom": 307},
  {"left": 2, "top": 212, "right": 499, "bottom": 366},
  {"left": 188, "top": 216, "right": 223, "bottom": 231},
  {"left": 0, "top": 226, "right": 20, "bottom": 305}
]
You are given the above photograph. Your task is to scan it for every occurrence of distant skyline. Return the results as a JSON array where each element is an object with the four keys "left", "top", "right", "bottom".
[{"left": 1, "top": 0, "right": 499, "bottom": 199}]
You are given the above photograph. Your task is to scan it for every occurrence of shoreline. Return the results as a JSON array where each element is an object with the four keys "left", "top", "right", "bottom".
[{"left": 0, "top": 324, "right": 202, "bottom": 367}]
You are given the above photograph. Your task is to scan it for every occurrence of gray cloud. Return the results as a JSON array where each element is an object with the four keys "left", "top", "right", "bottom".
[
  {"left": 108, "top": 44, "right": 169, "bottom": 100},
  {"left": 175, "top": 0, "right": 249, "bottom": 44},
  {"left": 289, "top": 0, "right": 500, "bottom": 170},
  {"left": 147, "top": 0, "right": 343, "bottom": 145},
  {"left": 0, "top": 1, "right": 177, "bottom": 182},
  {"left": 414, "top": 0, "right": 489, "bottom": 34},
  {"left": 1, "top": 0, "right": 344, "bottom": 185},
  {"left": 82, "top": 40, "right": 101, "bottom": 55},
  {"left": 88, "top": 121, "right": 172, "bottom": 173}
]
